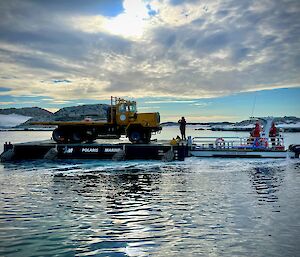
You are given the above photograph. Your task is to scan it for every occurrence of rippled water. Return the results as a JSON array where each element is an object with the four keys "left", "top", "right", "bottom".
[{"left": 0, "top": 131, "right": 300, "bottom": 256}]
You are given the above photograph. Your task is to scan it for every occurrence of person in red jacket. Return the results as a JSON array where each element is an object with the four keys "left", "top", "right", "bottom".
[
  {"left": 251, "top": 122, "right": 261, "bottom": 138},
  {"left": 269, "top": 123, "right": 277, "bottom": 137},
  {"left": 248, "top": 122, "right": 261, "bottom": 145},
  {"left": 269, "top": 122, "right": 277, "bottom": 147}
]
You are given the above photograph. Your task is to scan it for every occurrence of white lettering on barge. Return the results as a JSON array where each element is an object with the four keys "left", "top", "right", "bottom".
[
  {"left": 104, "top": 148, "right": 122, "bottom": 153},
  {"left": 63, "top": 147, "right": 74, "bottom": 154},
  {"left": 81, "top": 148, "right": 99, "bottom": 153}
]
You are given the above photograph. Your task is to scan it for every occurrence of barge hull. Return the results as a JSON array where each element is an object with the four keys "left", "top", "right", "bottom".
[
  {"left": 1, "top": 141, "right": 187, "bottom": 161},
  {"left": 190, "top": 149, "right": 288, "bottom": 158}
]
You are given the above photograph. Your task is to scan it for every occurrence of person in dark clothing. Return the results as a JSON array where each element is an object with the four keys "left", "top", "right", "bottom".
[{"left": 178, "top": 117, "right": 186, "bottom": 140}]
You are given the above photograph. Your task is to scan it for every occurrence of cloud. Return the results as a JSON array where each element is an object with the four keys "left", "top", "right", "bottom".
[
  {"left": 0, "top": 101, "right": 15, "bottom": 105},
  {"left": 162, "top": 114, "right": 238, "bottom": 122},
  {"left": 0, "top": 0, "right": 299, "bottom": 103},
  {"left": 138, "top": 106, "right": 160, "bottom": 110},
  {"left": 191, "top": 102, "right": 211, "bottom": 107}
]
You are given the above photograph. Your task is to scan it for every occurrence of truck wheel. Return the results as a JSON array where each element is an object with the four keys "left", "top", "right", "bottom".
[
  {"left": 85, "top": 128, "right": 98, "bottom": 142},
  {"left": 143, "top": 132, "right": 151, "bottom": 144},
  {"left": 71, "top": 131, "right": 84, "bottom": 143},
  {"left": 52, "top": 128, "right": 67, "bottom": 143},
  {"left": 129, "top": 131, "right": 142, "bottom": 143},
  {"left": 86, "top": 136, "right": 97, "bottom": 143}
]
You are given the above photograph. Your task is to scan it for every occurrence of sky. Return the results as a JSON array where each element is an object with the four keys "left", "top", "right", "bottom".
[{"left": 0, "top": 0, "right": 299, "bottom": 122}]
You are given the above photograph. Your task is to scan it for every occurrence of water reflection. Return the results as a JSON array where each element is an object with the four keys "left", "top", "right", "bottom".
[
  {"left": 1, "top": 159, "right": 299, "bottom": 257},
  {"left": 249, "top": 165, "right": 284, "bottom": 210},
  {"left": 52, "top": 168, "right": 165, "bottom": 256}
]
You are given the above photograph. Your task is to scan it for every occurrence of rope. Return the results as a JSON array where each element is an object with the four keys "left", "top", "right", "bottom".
[{"left": 251, "top": 91, "right": 257, "bottom": 117}]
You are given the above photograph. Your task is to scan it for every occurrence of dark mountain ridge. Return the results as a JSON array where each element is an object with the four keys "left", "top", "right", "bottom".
[
  {"left": 0, "top": 107, "right": 53, "bottom": 117},
  {"left": 0, "top": 104, "right": 109, "bottom": 128}
]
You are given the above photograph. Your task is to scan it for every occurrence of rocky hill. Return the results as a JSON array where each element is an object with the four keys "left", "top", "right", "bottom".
[
  {"left": 21, "top": 104, "right": 109, "bottom": 127},
  {"left": 0, "top": 104, "right": 109, "bottom": 128},
  {"left": 210, "top": 116, "right": 300, "bottom": 132},
  {"left": 233, "top": 116, "right": 300, "bottom": 127},
  {"left": 0, "top": 107, "right": 53, "bottom": 128},
  {"left": 0, "top": 107, "right": 53, "bottom": 117},
  {"left": 52, "top": 104, "right": 108, "bottom": 121}
]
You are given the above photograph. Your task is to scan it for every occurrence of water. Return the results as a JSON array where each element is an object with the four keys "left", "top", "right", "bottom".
[{"left": 0, "top": 128, "right": 300, "bottom": 256}]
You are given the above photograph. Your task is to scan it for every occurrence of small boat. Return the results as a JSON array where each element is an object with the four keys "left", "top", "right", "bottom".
[
  {"left": 189, "top": 136, "right": 290, "bottom": 158},
  {"left": 189, "top": 117, "right": 300, "bottom": 158}
]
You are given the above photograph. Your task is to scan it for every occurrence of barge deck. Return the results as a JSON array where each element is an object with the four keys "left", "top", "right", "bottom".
[
  {"left": 1, "top": 138, "right": 299, "bottom": 162},
  {"left": 1, "top": 140, "right": 187, "bottom": 162}
]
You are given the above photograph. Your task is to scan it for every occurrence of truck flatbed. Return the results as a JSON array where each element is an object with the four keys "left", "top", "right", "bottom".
[{"left": 31, "top": 120, "right": 109, "bottom": 126}]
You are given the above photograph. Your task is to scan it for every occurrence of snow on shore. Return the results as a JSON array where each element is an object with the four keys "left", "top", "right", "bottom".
[
  {"left": 278, "top": 122, "right": 300, "bottom": 128},
  {"left": 0, "top": 114, "right": 31, "bottom": 128}
]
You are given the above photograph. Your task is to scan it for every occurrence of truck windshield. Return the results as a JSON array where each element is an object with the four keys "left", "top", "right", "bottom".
[
  {"left": 119, "top": 104, "right": 126, "bottom": 112},
  {"left": 129, "top": 104, "right": 136, "bottom": 112}
]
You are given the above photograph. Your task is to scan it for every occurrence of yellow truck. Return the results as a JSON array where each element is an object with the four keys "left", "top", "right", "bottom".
[{"left": 31, "top": 97, "right": 161, "bottom": 144}]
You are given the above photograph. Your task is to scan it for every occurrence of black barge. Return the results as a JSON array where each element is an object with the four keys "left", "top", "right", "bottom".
[{"left": 1, "top": 140, "right": 188, "bottom": 162}]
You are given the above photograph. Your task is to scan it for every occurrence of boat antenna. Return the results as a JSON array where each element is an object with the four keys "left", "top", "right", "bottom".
[{"left": 250, "top": 91, "right": 257, "bottom": 118}]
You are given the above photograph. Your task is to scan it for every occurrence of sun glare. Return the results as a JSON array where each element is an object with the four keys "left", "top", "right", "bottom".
[{"left": 103, "top": 0, "right": 152, "bottom": 39}]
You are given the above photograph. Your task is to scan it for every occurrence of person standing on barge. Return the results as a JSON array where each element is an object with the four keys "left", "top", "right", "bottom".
[
  {"left": 178, "top": 117, "right": 187, "bottom": 140},
  {"left": 269, "top": 122, "right": 278, "bottom": 147},
  {"left": 251, "top": 122, "right": 262, "bottom": 138},
  {"left": 248, "top": 121, "right": 261, "bottom": 144}
]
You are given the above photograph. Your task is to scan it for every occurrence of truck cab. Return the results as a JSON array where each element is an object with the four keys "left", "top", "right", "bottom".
[
  {"left": 111, "top": 97, "right": 161, "bottom": 143},
  {"left": 114, "top": 98, "right": 137, "bottom": 125}
]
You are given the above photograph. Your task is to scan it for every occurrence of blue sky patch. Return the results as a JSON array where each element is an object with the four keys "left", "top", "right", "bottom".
[{"left": 0, "top": 87, "right": 11, "bottom": 92}]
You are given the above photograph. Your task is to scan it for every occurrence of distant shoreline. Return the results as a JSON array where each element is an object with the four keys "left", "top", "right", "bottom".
[
  {"left": 208, "top": 127, "right": 300, "bottom": 132},
  {"left": 1, "top": 126, "right": 300, "bottom": 133},
  {"left": 161, "top": 123, "right": 300, "bottom": 132},
  {"left": 0, "top": 128, "right": 53, "bottom": 132}
]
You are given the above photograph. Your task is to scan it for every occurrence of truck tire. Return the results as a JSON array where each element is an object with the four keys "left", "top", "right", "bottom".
[
  {"left": 52, "top": 128, "right": 67, "bottom": 143},
  {"left": 86, "top": 135, "right": 97, "bottom": 143},
  {"left": 129, "top": 130, "right": 151, "bottom": 144},
  {"left": 71, "top": 131, "right": 84, "bottom": 143},
  {"left": 129, "top": 130, "right": 142, "bottom": 143},
  {"left": 143, "top": 131, "right": 151, "bottom": 144},
  {"left": 86, "top": 128, "right": 98, "bottom": 142}
]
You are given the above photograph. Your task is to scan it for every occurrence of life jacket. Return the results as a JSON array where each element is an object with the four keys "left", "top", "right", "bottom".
[
  {"left": 252, "top": 127, "right": 260, "bottom": 137},
  {"left": 269, "top": 126, "right": 277, "bottom": 137}
]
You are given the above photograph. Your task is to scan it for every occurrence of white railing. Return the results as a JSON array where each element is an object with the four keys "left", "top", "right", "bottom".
[{"left": 191, "top": 136, "right": 285, "bottom": 150}]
